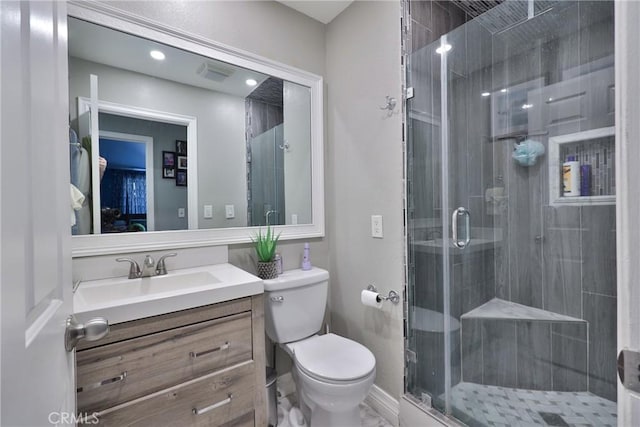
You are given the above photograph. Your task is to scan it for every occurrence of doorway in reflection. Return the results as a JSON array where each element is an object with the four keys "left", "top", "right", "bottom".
[
  {"left": 100, "top": 136, "right": 150, "bottom": 233},
  {"left": 98, "top": 113, "right": 188, "bottom": 232}
]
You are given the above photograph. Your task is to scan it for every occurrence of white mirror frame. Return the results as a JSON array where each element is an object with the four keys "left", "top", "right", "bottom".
[{"left": 69, "top": 1, "right": 324, "bottom": 257}]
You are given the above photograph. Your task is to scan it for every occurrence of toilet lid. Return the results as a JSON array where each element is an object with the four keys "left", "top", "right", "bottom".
[{"left": 292, "top": 334, "right": 376, "bottom": 381}]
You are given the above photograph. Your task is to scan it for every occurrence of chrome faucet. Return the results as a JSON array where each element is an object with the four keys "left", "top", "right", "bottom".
[{"left": 116, "top": 253, "right": 178, "bottom": 279}]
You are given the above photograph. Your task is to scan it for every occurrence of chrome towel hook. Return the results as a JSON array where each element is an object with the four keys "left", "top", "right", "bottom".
[{"left": 379, "top": 96, "right": 397, "bottom": 115}]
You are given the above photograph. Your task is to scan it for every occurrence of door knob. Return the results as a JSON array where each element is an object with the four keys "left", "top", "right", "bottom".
[{"left": 65, "top": 315, "right": 109, "bottom": 352}]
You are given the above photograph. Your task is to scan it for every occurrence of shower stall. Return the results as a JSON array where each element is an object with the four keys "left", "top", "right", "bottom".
[{"left": 405, "top": 1, "right": 617, "bottom": 425}]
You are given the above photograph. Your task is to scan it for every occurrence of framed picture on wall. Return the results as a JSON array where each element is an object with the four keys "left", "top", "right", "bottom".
[
  {"left": 176, "top": 170, "right": 187, "bottom": 187},
  {"left": 163, "top": 151, "right": 175, "bottom": 167},
  {"left": 176, "top": 140, "right": 187, "bottom": 155},
  {"left": 177, "top": 155, "right": 187, "bottom": 170},
  {"left": 162, "top": 151, "right": 176, "bottom": 179},
  {"left": 163, "top": 167, "right": 175, "bottom": 179}
]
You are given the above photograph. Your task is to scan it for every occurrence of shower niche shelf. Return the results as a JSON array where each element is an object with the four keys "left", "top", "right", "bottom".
[{"left": 548, "top": 127, "right": 615, "bottom": 206}]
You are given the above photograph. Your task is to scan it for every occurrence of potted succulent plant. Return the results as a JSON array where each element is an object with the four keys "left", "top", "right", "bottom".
[{"left": 252, "top": 225, "right": 281, "bottom": 279}]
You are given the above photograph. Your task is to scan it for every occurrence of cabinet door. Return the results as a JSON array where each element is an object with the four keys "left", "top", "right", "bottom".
[
  {"left": 96, "top": 361, "right": 256, "bottom": 427},
  {"left": 78, "top": 312, "right": 252, "bottom": 412}
]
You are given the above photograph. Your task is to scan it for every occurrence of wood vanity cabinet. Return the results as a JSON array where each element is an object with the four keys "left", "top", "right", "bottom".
[{"left": 75, "top": 295, "right": 266, "bottom": 426}]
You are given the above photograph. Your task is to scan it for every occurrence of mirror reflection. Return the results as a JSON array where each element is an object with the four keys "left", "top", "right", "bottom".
[{"left": 68, "top": 17, "right": 312, "bottom": 235}]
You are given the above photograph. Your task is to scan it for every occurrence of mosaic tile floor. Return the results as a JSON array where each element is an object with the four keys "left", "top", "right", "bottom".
[{"left": 448, "top": 382, "right": 617, "bottom": 427}]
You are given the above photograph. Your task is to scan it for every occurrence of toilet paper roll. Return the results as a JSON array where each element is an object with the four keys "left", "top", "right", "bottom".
[{"left": 361, "top": 290, "right": 383, "bottom": 309}]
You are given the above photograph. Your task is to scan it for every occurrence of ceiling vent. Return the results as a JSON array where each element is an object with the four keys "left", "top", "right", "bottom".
[{"left": 196, "top": 62, "right": 234, "bottom": 82}]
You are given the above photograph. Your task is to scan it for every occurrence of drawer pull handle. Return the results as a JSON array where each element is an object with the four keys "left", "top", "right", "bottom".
[
  {"left": 189, "top": 342, "right": 230, "bottom": 359},
  {"left": 192, "top": 394, "right": 233, "bottom": 415},
  {"left": 77, "top": 371, "right": 127, "bottom": 393}
]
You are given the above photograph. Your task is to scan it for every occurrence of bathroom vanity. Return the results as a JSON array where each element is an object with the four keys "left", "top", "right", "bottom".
[
  {"left": 76, "top": 295, "right": 265, "bottom": 426},
  {"left": 73, "top": 260, "right": 266, "bottom": 426}
]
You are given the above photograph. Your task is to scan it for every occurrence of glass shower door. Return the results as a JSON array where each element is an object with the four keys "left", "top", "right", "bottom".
[
  {"left": 406, "top": 1, "right": 617, "bottom": 426},
  {"left": 405, "top": 15, "right": 494, "bottom": 419},
  {"left": 249, "top": 124, "right": 285, "bottom": 226}
]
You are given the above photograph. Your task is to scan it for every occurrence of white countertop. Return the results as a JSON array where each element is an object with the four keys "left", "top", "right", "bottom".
[{"left": 73, "top": 263, "right": 263, "bottom": 325}]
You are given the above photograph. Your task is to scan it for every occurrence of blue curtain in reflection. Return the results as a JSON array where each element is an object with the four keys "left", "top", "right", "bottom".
[{"left": 104, "top": 169, "right": 146, "bottom": 214}]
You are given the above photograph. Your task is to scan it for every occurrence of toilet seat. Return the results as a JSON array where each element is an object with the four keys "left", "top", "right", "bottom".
[{"left": 287, "top": 333, "right": 376, "bottom": 383}]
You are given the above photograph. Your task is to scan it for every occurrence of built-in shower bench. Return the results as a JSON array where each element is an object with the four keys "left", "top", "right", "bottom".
[
  {"left": 461, "top": 298, "right": 585, "bottom": 323},
  {"left": 460, "top": 298, "right": 588, "bottom": 392}
]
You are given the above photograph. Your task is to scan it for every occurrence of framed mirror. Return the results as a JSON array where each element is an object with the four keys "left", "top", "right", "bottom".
[{"left": 68, "top": 2, "right": 324, "bottom": 257}]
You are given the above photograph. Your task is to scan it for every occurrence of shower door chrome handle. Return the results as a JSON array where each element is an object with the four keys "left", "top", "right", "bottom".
[{"left": 452, "top": 207, "right": 471, "bottom": 249}]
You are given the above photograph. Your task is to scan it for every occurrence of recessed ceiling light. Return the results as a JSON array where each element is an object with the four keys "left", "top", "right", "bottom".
[
  {"left": 435, "top": 44, "right": 452, "bottom": 54},
  {"left": 522, "top": 103, "right": 533, "bottom": 110},
  {"left": 246, "top": 79, "right": 258, "bottom": 87},
  {"left": 481, "top": 92, "right": 491, "bottom": 97},
  {"left": 150, "top": 50, "right": 165, "bottom": 61},
  {"left": 500, "top": 88, "right": 508, "bottom": 93}
]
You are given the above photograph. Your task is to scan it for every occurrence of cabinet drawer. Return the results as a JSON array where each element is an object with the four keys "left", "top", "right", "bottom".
[
  {"left": 93, "top": 361, "right": 256, "bottom": 427},
  {"left": 77, "top": 312, "right": 252, "bottom": 413}
]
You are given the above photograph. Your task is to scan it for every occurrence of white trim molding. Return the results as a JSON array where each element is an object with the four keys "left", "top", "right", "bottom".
[
  {"left": 78, "top": 97, "right": 198, "bottom": 231},
  {"left": 365, "top": 385, "right": 400, "bottom": 427}
]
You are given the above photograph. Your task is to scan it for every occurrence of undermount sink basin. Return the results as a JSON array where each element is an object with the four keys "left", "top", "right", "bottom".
[{"left": 74, "top": 263, "right": 262, "bottom": 325}]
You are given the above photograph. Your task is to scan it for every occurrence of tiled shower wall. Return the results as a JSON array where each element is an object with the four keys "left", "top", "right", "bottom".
[{"left": 407, "top": 0, "right": 617, "bottom": 404}]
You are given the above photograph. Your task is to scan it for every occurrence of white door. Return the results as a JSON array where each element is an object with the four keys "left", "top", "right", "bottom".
[
  {"left": 615, "top": 1, "right": 640, "bottom": 424},
  {"left": 0, "top": 2, "right": 76, "bottom": 425}
]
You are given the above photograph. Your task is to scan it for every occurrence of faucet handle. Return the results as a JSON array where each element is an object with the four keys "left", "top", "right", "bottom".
[
  {"left": 116, "top": 258, "right": 141, "bottom": 279},
  {"left": 156, "top": 253, "right": 177, "bottom": 276}
]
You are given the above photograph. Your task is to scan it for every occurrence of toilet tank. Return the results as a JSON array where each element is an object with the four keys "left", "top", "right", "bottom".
[{"left": 262, "top": 267, "right": 329, "bottom": 343}]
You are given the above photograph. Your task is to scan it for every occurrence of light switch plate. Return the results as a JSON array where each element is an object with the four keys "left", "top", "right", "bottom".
[
  {"left": 178, "top": 208, "right": 185, "bottom": 218},
  {"left": 291, "top": 214, "right": 298, "bottom": 225},
  {"left": 225, "top": 204, "right": 235, "bottom": 219},
  {"left": 204, "top": 205, "right": 213, "bottom": 219},
  {"left": 371, "top": 215, "right": 383, "bottom": 238}
]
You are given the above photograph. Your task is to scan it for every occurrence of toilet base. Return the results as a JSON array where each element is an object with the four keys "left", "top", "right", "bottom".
[{"left": 293, "top": 366, "right": 373, "bottom": 427}]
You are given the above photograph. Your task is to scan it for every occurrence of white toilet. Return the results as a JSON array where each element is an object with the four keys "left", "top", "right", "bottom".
[{"left": 263, "top": 267, "right": 376, "bottom": 427}]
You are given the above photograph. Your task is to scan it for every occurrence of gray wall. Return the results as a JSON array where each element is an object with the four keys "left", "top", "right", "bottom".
[
  {"left": 69, "top": 57, "right": 248, "bottom": 229},
  {"left": 326, "top": 1, "right": 405, "bottom": 399},
  {"left": 99, "top": 113, "right": 188, "bottom": 231}
]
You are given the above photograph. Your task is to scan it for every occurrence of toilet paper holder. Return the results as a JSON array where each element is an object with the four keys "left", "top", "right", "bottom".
[{"left": 366, "top": 285, "right": 400, "bottom": 304}]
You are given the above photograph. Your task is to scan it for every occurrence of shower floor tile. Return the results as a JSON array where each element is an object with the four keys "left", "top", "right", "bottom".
[{"left": 447, "top": 382, "right": 616, "bottom": 427}]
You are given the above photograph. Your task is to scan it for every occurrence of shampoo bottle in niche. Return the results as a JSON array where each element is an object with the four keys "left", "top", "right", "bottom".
[
  {"left": 580, "top": 164, "right": 591, "bottom": 196},
  {"left": 563, "top": 155, "right": 580, "bottom": 197},
  {"left": 301, "top": 243, "right": 312, "bottom": 270}
]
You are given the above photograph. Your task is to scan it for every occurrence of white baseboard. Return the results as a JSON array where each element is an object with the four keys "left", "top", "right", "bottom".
[{"left": 365, "top": 385, "right": 400, "bottom": 427}]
